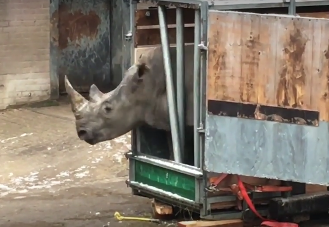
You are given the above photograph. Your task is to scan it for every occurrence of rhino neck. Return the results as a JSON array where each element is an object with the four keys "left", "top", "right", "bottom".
[
  {"left": 142, "top": 89, "right": 194, "bottom": 131},
  {"left": 143, "top": 94, "right": 171, "bottom": 131}
]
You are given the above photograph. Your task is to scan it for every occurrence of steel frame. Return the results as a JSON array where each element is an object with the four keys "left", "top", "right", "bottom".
[{"left": 139, "top": 0, "right": 329, "bottom": 10}]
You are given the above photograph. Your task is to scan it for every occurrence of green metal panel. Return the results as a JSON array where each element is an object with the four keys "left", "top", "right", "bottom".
[{"left": 135, "top": 160, "right": 196, "bottom": 201}]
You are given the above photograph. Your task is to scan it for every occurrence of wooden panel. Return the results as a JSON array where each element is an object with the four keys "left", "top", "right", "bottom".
[
  {"left": 257, "top": 15, "right": 278, "bottom": 106},
  {"left": 207, "top": 12, "right": 242, "bottom": 102},
  {"left": 299, "top": 12, "right": 329, "bottom": 19},
  {"left": 135, "top": 46, "right": 157, "bottom": 64},
  {"left": 318, "top": 21, "right": 329, "bottom": 121},
  {"left": 303, "top": 19, "right": 315, "bottom": 109},
  {"left": 207, "top": 12, "right": 329, "bottom": 120},
  {"left": 275, "top": 16, "right": 314, "bottom": 109},
  {"left": 240, "top": 13, "right": 261, "bottom": 103},
  {"left": 135, "top": 27, "right": 194, "bottom": 46},
  {"left": 136, "top": 8, "right": 195, "bottom": 26},
  {"left": 306, "top": 184, "right": 328, "bottom": 194},
  {"left": 311, "top": 19, "right": 322, "bottom": 118},
  {"left": 134, "top": 44, "right": 194, "bottom": 63}
]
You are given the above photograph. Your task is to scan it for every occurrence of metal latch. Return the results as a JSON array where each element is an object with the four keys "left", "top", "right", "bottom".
[
  {"left": 125, "top": 32, "right": 133, "bottom": 41},
  {"left": 198, "top": 41, "right": 208, "bottom": 51},
  {"left": 197, "top": 123, "right": 205, "bottom": 134}
]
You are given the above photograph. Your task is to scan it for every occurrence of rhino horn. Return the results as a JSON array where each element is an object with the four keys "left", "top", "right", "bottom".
[
  {"left": 89, "top": 84, "right": 104, "bottom": 102},
  {"left": 64, "top": 75, "right": 88, "bottom": 113}
]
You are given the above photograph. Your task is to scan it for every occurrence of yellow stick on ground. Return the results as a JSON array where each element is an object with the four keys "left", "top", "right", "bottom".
[{"left": 114, "top": 212, "right": 161, "bottom": 223}]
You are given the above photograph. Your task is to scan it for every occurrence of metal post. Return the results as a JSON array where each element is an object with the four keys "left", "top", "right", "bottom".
[
  {"left": 193, "top": 9, "right": 201, "bottom": 168},
  {"left": 124, "top": 0, "right": 140, "bottom": 154},
  {"left": 176, "top": 7, "right": 185, "bottom": 163},
  {"left": 199, "top": 2, "right": 208, "bottom": 169},
  {"left": 288, "top": 0, "right": 296, "bottom": 15},
  {"left": 158, "top": 5, "right": 182, "bottom": 163},
  {"left": 199, "top": 1, "right": 208, "bottom": 216}
]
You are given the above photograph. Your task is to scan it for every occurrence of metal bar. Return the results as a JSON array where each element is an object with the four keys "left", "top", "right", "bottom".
[
  {"left": 199, "top": 2, "right": 208, "bottom": 169},
  {"left": 288, "top": 0, "right": 296, "bottom": 15},
  {"left": 158, "top": 0, "right": 201, "bottom": 7},
  {"left": 158, "top": 5, "right": 182, "bottom": 163},
  {"left": 209, "top": 1, "right": 329, "bottom": 10},
  {"left": 128, "top": 181, "right": 200, "bottom": 209},
  {"left": 193, "top": 9, "right": 201, "bottom": 168},
  {"left": 199, "top": 1, "right": 208, "bottom": 217},
  {"left": 129, "top": 153, "right": 203, "bottom": 177},
  {"left": 157, "top": 0, "right": 329, "bottom": 9},
  {"left": 176, "top": 7, "right": 185, "bottom": 163},
  {"left": 125, "top": 0, "right": 140, "bottom": 155}
]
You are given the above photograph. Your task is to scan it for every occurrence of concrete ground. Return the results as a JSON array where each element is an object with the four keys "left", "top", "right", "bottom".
[
  {"left": 0, "top": 101, "right": 173, "bottom": 227},
  {"left": 2, "top": 100, "right": 329, "bottom": 227}
]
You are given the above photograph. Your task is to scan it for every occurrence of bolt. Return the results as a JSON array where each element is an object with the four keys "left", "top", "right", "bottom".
[{"left": 145, "top": 11, "right": 150, "bottom": 17}]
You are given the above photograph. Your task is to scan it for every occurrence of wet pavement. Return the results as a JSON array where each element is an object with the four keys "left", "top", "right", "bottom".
[
  {"left": 0, "top": 100, "right": 171, "bottom": 227},
  {"left": 2, "top": 100, "right": 329, "bottom": 227}
]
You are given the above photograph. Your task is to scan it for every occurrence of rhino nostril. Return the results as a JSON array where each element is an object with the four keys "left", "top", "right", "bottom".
[{"left": 77, "top": 130, "right": 87, "bottom": 139}]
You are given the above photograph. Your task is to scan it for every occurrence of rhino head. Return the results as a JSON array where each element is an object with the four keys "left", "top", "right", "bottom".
[{"left": 64, "top": 62, "right": 152, "bottom": 145}]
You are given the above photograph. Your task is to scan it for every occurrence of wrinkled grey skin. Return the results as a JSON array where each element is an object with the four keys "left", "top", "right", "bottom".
[{"left": 65, "top": 45, "right": 194, "bottom": 146}]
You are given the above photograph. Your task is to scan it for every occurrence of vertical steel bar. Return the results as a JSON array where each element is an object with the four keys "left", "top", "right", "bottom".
[
  {"left": 158, "top": 5, "right": 182, "bottom": 163},
  {"left": 176, "top": 7, "right": 185, "bottom": 162},
  {"left": 193, "top": 9, "right": 201, "bottom": 168},
  {"left": 288, "top": 0, "right": 296, "bottom": 15},
  {"left": 199, "top": 2, "right": 208, "bottom": 216},
  {"left": 199, "top": 2, "right": 208, "bottom": 169},
  {"left": 125, "top": 0, "right": 139, "bottom": 155}
]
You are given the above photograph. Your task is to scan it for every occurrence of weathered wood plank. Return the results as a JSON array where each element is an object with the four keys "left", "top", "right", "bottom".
[
  {"left": 318, "top": 20, "right": 329, "bottom": 121},
  {"left": 240, "top": 13, "right": 261, "bottom": 103},
  {"left": 178, "top": 220, "right": 243, "bottom": 227},
  {"left": 272, "top": 16, "right": 312, "bottom": 109},
  {"left": 310, "top": 20, "right": 321, "bottom": 117},
  {"left": 303, "top": 18, "right": 315, "bottom": 110},
  {"left": 306, "top": 184, "right": 328, "bottom": 194},
  {"left": 135, "top": 27, "right": 194, "bottom": 46},
  {"left": 207, "top": 12, "right": 242, "bottom": 102},
  {"left": 311, "top": 20, "right": 322, "bottom": 114},
  {"left": 299, "top": 12, "right": 329, "bottom": 19},
  {"left": 207, "top": 12, "right": 325, "bottom": 111},
  {"left": 135, "top": 8, "right": 195, "bottom": 26},
  {"left": 257, "top": 15, "right": 278, "bottom": 105}
]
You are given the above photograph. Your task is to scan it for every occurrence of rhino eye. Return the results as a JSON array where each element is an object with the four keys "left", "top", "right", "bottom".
[{"left": 104, "top": 106, "right": 112, "bottom": 113}]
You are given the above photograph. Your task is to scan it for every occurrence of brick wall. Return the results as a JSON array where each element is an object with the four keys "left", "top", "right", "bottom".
[{"left": 0, "top": 0, "right": 50, "bottom": 109}]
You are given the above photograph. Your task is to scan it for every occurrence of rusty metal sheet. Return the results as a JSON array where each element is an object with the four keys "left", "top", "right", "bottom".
[{"left": 53, "top": 0, "right": 111, "bottom": 93}]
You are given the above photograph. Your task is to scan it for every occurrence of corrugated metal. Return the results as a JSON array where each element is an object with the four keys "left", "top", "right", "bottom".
[
  {"left": 204, "top": 114, "right": 329, "bottom": 185},
  {"left": 55, "top": 0, "right": 111, "bottom": 93}
]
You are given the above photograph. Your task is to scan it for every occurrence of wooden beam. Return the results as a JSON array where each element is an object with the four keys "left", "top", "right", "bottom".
[
  {"left": 178, "top": 220, "right": 243, "bottom": 227},
  {"left": 151, "top": 199, "right": 173, "bottom": 220}
]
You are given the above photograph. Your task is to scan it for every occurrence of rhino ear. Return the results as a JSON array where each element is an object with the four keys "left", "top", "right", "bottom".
[
  {"left": 89, "top": 84, "right": 103, "bottom": 102},
  {"left": 136, "top": 63, "right": 148, "bottom": 79}
]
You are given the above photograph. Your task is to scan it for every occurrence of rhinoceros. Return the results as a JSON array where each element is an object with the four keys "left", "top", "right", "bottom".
[
  {"left": 65, "top": 46, "right": 194, "bottom": 146},
  {"left": 64, "top": 45, "right": 281, "bottom": 198}
]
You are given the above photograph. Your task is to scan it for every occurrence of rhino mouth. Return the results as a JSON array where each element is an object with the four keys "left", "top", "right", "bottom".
[{"left": 84, "top": 138, "right": 97, "bottom": 145}]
